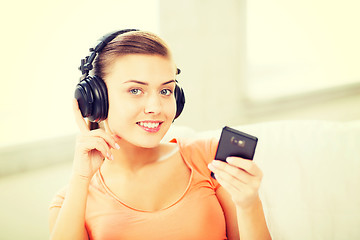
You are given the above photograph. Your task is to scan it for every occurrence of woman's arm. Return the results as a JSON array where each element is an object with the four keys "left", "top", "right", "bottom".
[
  {"left": 49, "top": 100, "right": 119, "bottom": 240},
  {"left": 210, "top": 158, "right": 271, "bottom": 240},
  {"left": 49, "top": 175, "right": 90, "bottom": 240},
  {"left": 215, "top": 186, "right": 239, "bottom": 240},
  {"left": 235, "top": 196, "right": 270, "bottom": 240}
]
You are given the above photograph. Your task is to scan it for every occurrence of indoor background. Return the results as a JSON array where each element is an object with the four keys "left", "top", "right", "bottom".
[{"left": 0, "top": 0, "right": 359, "bottom": 239}]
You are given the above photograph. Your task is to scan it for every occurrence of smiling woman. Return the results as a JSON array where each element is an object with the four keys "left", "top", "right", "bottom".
[{"left": 48, "top": 29, "right": 271, "bottom": 240}]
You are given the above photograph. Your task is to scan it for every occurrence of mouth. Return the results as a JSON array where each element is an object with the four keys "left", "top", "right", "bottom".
[{"left": 136, "top": 121, "right": 163, "bottom": 133}]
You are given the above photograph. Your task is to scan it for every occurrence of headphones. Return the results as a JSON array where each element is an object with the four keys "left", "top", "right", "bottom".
[{"left": 75, "top": 29, "right": 185, "bottom": 122}]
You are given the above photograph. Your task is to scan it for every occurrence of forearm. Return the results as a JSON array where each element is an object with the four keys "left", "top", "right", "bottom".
[
  {"left": 236, "top": 197, "right": 271, "bottom": 240},
  {"left": 50, "top": 174, "right": 90, "bottom": 240}
]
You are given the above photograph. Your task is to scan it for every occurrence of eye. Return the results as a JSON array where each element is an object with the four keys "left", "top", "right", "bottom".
[
  {"left": 160, "top": 89, "right": 172, "bottom": 96},
  {"left": 129, "top": 88, "right": 142, "bottom": 95}
]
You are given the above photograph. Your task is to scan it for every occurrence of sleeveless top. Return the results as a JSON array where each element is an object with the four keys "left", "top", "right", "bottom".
[{"left": 49, "top": 138, "right": 227, "bottom": 240}]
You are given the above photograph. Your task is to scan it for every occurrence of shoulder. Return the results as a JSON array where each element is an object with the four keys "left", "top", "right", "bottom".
[
  {"left": 173, "top": 137, "right": 221, "bottom": 190},
  {"left": 172, "top": 137, "right": 219, "bottom": 173},
  {"left": 171, "top": 138, "right": 219, "bottom": 157},
  {"left": 174, "top": 137, "right": 219, "bottom": 161}
]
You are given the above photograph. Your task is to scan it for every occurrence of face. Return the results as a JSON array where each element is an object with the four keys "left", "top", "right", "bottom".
[{"left": 104, "top": 54, "right": 177, "bottom": 148}]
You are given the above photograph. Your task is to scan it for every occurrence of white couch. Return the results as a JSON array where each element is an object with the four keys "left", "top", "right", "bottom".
[{"left": 164, "top": 120, "right": 360, "bottom": 240}]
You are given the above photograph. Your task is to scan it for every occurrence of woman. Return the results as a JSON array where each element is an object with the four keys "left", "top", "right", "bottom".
[{"left": 49, "top": 29, "right": 271, "bottom": 240}]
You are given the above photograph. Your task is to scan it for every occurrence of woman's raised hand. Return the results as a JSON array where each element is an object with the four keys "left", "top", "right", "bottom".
[
  {"left": 72, "top": 99, "right": 120, "bottom": 180},
  {"left": 208, "top": 157, "right": 263, "bottom": 210}
]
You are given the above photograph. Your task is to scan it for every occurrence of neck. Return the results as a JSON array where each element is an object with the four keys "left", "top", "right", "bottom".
[
  {"left": 102, "top": 121, "right": 165, "bottom": 174},
  {"left": 102, "top": 138, "right": 163, "bottom": 175}
]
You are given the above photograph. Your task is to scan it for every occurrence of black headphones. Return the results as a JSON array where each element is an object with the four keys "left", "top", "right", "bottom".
[{"left": 75, "top": 29, "right": 185, "bottom": 122}]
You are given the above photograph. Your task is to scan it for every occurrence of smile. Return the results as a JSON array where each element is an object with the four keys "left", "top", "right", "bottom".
[{"left": 136, "top": 121, "right": 163, "bottom": 132}]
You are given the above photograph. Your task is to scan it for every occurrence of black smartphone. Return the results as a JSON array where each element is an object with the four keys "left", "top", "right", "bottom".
[{"left": 211, "top": 126, "right": 258, "bottom": 179}]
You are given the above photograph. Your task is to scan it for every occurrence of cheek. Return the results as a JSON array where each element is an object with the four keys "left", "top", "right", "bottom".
[
  {"left": 107, "top": 95, "right": 136, "bottom": 123},
  {"left": 165, "top": 97, "right": 177, "bottom": 118}
]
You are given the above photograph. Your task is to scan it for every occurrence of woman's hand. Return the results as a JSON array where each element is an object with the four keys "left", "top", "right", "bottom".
[
  {"left": 208, "top": 157, "right": 263, "bottom": 210},
  {"left": 72, "top": 99, "right": 120, "bottom": 180}
]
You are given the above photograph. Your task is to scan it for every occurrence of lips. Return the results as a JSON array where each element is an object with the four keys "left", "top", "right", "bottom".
[{"left": 136, "top": 121, "right": 163, "bottom": 133}]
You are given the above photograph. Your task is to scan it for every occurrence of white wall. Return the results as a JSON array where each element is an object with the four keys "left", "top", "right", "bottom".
[
  {"left": 159, "top": 0, "right": 360, "bottom": 130},
  {"left": 159, "top": 0, "right": 247, "bottom": 130}
]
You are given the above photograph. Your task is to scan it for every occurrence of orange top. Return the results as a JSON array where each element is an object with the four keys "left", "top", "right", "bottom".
[{"left": 50, "top": 138, "right": 227, "bottom": 240}]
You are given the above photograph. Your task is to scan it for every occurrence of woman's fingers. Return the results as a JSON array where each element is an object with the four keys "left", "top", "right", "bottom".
[
  {"left": 88, "top": 129, "right": 120, "bottom": 150},
  {"left": 88, "top": 138, "right": 111, "bottom": 160},
  {"left": 78, "top": 129, "right": 121, "bottom": 161},
  {"left": 73, "top": 98, "right": 90, "bottom": 133},
  {"left": 71, "top": 99, "right": 120, "bottom": 178},
  {"left": 213, "top": 168, "right": 247, "bottom": 192},
  {"left": 208, "top": 158, "right": 263, "bottom": 189},
  {"left": 226, "top": 157, "right": 263, "bottom": 177},
  {"left": 72, "top": 99, "right": 120, "bottom": 150},
  {"left": 77, "top": 135, "right": 112, "bottom": 160},
  {"left": 208, "top": 158, "right": 263, "bottom": 209},
  {"left": 209, "top": 160, "right": 250, "bottom": 183}
]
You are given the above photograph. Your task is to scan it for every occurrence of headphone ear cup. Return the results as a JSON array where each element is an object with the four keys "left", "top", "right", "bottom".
[
  {"left": 174, "top": 85, "right": 185, "bottom": 119},
  {"left": 93, "top": 75, "right": 109, "bottom": 120},
  {"left": 86, "top": 76, "right": 108, "bottom": 122},
  {"left": 74, "top": 80, "right": 94, "bottom": 119}
]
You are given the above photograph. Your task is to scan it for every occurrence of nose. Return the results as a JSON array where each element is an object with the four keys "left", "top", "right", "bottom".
[{"left": 144, "top": 92, "right": 161, "bottom": 115}]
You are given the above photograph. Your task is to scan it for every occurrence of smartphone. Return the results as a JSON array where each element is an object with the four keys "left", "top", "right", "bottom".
[{"left": 211, "top": 126, "right": 258, "bottom": 179}]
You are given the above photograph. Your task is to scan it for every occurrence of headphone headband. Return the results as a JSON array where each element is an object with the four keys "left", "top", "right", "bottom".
[{"left": 79, "top": 29, "right": 139, "bottom": 77}]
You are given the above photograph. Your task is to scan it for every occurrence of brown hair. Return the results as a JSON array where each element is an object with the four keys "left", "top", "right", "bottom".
[
  {"left": 94, "top": 30, "right": 172, "bottom": 80},
  {"left": 89, "top": 30, "right": 173, "bottom": 130}
]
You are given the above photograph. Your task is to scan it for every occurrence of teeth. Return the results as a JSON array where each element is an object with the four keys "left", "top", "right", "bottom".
[{"left": 138, "top": 122, "right": 160, "bottom": 128}]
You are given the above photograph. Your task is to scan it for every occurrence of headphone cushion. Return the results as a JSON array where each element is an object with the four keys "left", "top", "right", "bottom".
[
  {"left": 85, "top": 76, "right": 107, "bottom": 122},
  {"left": 93, "top": 75, "right": 109, "bottom": 120},
  {"left": 74, "top": 76, "right": 109, "bottom": 122},
  {"left": 74, "top": 80, "right": 94, "bottom": 118},
  {"left": 174, "top": 85, "right": 185, "bottom": 119}
]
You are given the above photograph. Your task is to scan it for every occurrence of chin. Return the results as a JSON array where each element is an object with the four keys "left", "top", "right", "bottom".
[
  {"left": 127, "top": 135, "right": 165, "bottom": 149},
  {"left": 113, "top": 120, "right": 172, "bottom": 149},
  {"left": 118, "top": 128, "right": 169, "bottom": 149}
]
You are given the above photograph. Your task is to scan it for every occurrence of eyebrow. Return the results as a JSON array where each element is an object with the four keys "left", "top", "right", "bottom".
[{"left": 123, "top": 80, "right": 176, "bottom": 86}]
